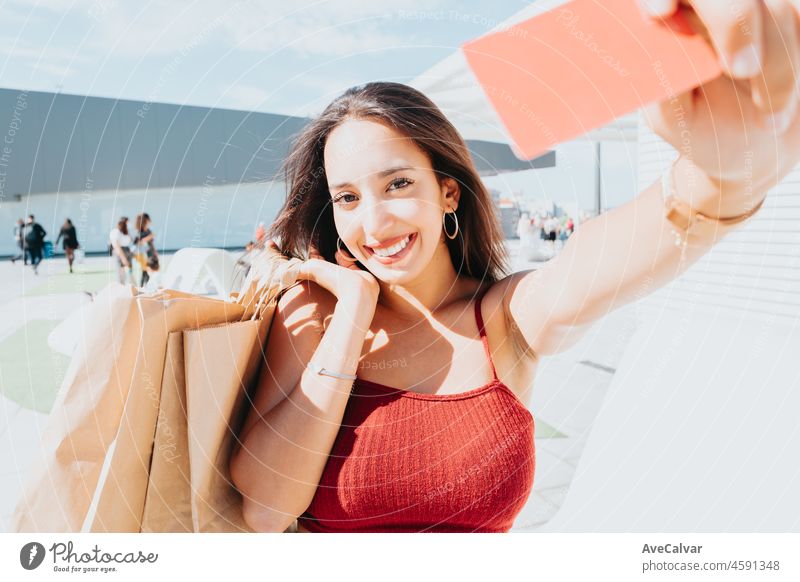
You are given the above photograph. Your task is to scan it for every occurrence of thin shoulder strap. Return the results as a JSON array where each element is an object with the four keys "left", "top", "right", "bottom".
[{"left": 474, "top": 286, "right": 499, "bottom": 381}]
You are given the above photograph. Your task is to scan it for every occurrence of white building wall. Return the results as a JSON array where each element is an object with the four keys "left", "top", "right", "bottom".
[
  {"left": 636, "top": 112, "right": 800, "bottom": 325},
  {"left": 1, "top": 180, "right": 287, "bottom": 256}
]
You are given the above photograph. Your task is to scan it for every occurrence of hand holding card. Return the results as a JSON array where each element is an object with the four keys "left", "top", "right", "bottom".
[
  {"left": 464, "top": 0, "right": 800, "bottom": 211},
  {"left": 462, "top": 0, "right": 722, "bottom": 161}
]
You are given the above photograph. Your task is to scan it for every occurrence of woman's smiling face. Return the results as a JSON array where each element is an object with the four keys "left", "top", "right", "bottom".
[{"left": 324, "top": 117, "right": 460, "bottom": 285}]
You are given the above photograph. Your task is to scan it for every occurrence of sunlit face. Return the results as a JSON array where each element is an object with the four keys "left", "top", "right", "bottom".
[{"left": 323, "top": 118, "right": 459, "bottom": 285}]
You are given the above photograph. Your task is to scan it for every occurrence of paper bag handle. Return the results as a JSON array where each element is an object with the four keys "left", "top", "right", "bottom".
[{"left": 233, "top": 246, "right": 303, "bottom": 321}]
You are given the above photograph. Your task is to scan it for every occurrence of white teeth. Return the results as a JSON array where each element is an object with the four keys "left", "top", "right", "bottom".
[{"left": 372, "top": 234, "right": 411, "bottom": 258}]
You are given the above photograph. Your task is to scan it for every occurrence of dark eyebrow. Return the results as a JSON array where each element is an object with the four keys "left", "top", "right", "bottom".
[{"left": 328, "top": 165, "right": 415, "bottom": 191}]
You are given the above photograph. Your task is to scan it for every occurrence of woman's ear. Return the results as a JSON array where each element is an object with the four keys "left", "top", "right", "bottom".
[{"left": 441, "top": 177, "right": 461, "bottom": 211}]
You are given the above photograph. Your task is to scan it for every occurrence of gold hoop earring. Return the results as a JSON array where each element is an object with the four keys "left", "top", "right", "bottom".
[
  {"left": 443, "top": 211, "right": 459, "bottom": 240},
  {"left": 336, "top": 237, "right": 359, "bottom": 262}
]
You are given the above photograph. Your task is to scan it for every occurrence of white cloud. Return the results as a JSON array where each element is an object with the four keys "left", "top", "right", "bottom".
[
  {"left": 221, "top": 1, "right": 422, "bottom": 58},
  {"left": 3, "top": 0, "right": 443, "bottom": 59},
  {"left": 1, "top": 0, "right": 456, "bottom": 113},
  {"left": 222, "top": 73, "right": 358, "bottom": 118},
  {"left": 1, "top": 40, "right": 91, "bottom": 82},
  {"left": 224, "top": 83, "right": 272, "bottom": 110},
  {"left": 32, "top": 61, "right": 78, "bottom": 78}
]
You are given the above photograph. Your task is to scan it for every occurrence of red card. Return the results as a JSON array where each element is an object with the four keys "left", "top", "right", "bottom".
[{"left": 462, "top": 0, "right": 723, "bottom": 160}]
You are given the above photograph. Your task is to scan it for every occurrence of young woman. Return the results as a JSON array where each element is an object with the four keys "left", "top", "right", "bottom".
[
  {"left": 134, "top": 213, "right": 159, "bottom": 287},
  {"left": 109, "top": 217, "right": 133, "bottom": 285},
  {"left": 55, "top": 218, "right": 79, "bottom": 273},
  {"left": 230, "top": 1, "right": 800, "bottom": 532}
]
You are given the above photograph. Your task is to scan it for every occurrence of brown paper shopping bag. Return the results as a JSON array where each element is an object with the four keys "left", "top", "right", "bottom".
[
  {"left": 88, "top": 293, "right": 245, "bottom": 532},
  {"left": 14, "top": 246, "right": 301, "bottom": 533},
  {"left": 139, "top": 331, "right": 193, "bottom": 533},
  {"left": 12, "top": 284, "right": 141, "bottom": 533},
  {"left": 185, "top": 318, "right": 270, "bottom": 532},
  {"left": 12, "top": 286, "right": 244, "bottom": 533},
  {"left": 140, "top": 319, "right": 268, "bottom": 533},
  {"left": 140, "top": 249, "right": 300, "bottom": 532}
]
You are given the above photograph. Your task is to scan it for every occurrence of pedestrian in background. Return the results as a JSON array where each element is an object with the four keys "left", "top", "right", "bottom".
[
  {"left": 109, "top": 216, "right": 134, "bottom": 285},
  {"left": 134, "top": 213, "right": 159, "bottom": 287},
  {"left": 24, "top": 215, "right": 46, "bottom": 275},
  {"left": 11, "top": 218, "right": 25, "bottom": 264},
  {"left": 55, "top": 218, "right": 79, "bottom": 273}
]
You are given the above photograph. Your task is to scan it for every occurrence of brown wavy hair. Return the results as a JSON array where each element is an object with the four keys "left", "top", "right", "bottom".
[{"left": 269, "top": 82, "right": 509, "bottom": 283}]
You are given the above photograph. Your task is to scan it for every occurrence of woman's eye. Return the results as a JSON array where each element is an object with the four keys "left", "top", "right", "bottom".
[
  {"left": 333, "top": 193, "right": 358, "bottom": 205},
  {"left": 388, "top": 177, "right": 412, "bottom": 190},
  {"left": 332, "top": 178, "right": 411, "bottom": 204}
]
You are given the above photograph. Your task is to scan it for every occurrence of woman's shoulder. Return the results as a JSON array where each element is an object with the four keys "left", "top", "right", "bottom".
[
  {"left": 473, "top": 271, "right": 537, "bottom": 346},
  {"left": 473, "top": 274, "right": 513, "bottom": 308},
  {"left": 465, "top": 276, "right": 540, "bottom": 395}
]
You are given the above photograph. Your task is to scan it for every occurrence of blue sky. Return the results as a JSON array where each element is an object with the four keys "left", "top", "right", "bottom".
[
  {"left": 1, "top": 0, "right": 528, "bottom": 116},
  {"left": 0, "top": 0, "right": 640, "bottom": 212}
]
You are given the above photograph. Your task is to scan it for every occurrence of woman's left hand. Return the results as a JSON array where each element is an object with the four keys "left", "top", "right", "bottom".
[{"left": 641, "top": 0, "right": 800, "bottom": 201}]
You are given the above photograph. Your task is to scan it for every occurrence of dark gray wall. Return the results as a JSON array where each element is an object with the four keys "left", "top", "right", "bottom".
[
  {"left": 0, "top": 88, "right": 308, "bottom": 198},
  {"left": 0, "top": 87, "right": 553, "bottom": 200},
  {"left": 468, "top": 140, "right": 555, "bottom": 175}
]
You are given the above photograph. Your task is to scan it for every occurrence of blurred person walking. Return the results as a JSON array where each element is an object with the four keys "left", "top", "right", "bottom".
[
  {"left": 134, "top": 213, "right": 160, "bottom": 287},
  {"left": 55, "top": 218, "right": 80, "bottom": 273},
  {"left": 544, "top": 215, "right": 559, "bottom": 246},
  {"left": 11, "top": 218, "right": 25, "bottom": 264},
  {"left": 109, "top": 216, "right": 134, "bottom": 285},
  {"left": 23, "top": 215, "right": 46, "bottom": 275},
  {"left": 516, "top": 212, "right": 532, "bottom": 244}
]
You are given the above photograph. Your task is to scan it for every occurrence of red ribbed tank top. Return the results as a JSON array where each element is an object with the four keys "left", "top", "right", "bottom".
[{"left": 297, "top": 287, "right": 535, "bottom": 533}]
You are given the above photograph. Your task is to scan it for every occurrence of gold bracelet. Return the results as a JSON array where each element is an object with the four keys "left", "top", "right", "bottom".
[{"left": 661, "top": 162, "right": 766, "bottom": 263}]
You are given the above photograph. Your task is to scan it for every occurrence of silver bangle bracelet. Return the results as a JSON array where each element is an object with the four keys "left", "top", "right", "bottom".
[{"left": 306, "top": 361, "right": 357, "bottom": 381}]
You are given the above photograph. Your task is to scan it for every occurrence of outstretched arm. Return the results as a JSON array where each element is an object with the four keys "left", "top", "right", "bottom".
[
  {"left": 502, "top": 0, "right": 800, "bottom": 358},
  {"left": 503, "top": 156, "right": 764, "bottom": 356}
]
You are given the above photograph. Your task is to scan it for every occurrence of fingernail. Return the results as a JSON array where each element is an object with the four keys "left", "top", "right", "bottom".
[
  {"left": 731, "top": 44, "right": 762, "bottom": 78},
  {"left": 766, "top": 97, "right": 797, "bottom": 135},
  {"left": 640, "top": 0, "right": 673, "bottom": 15}
]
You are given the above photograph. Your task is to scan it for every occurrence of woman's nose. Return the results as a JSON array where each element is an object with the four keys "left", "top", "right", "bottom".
[{"left": 360, "top": 196, "right": 393, "bottom": 234}]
